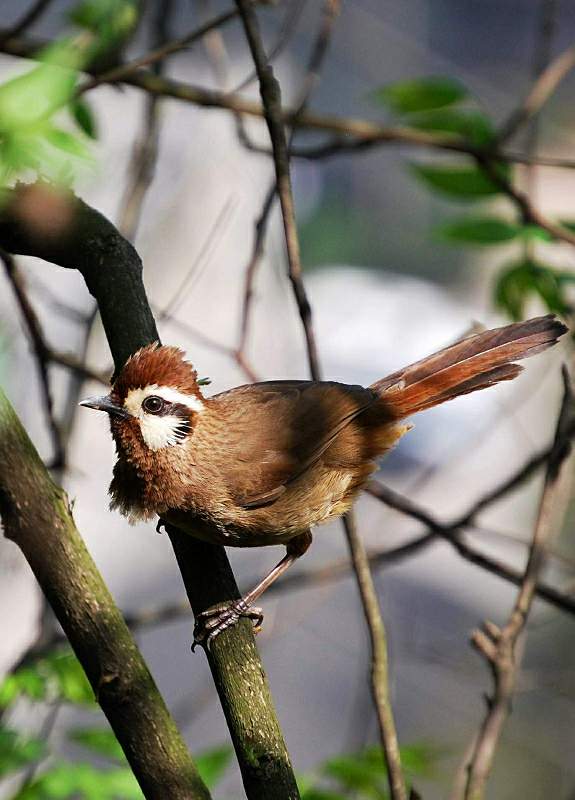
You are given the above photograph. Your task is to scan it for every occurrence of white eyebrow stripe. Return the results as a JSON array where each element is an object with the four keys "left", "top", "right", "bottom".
[{"left": 124, "top": 384, "right": 204, "bottom": 416}]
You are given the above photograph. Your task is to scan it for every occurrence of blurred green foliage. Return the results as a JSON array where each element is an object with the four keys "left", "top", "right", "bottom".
[
  {"left": 298, "top": 742, "right": 437, "bottom": 800},
  {"left": 0, "top": 644, "right": 437, "bottom": 799},
  {"left": 371, "top": 74, "right": 575, "bottom": 321},
  {"left": 0, "top": 645, "right": 234, "bottom": 799},
  {"left": 0, "top": 0, "right": 139, "bottom": 188},
  {"left": 299, "top": 199, "right": 388, "bottom": 270}
]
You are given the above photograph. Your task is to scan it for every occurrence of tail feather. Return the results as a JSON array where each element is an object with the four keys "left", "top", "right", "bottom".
[{"left": 372, "top": 314, "right": 567, "bottom": 419}]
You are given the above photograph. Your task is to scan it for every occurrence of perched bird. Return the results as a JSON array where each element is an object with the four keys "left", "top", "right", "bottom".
[{"left": 81, "top": 314, "right": 566, "bottom": 646}]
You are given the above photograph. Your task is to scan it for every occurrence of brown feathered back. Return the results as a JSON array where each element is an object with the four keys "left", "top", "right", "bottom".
[{"left": 372, "top": 314, "right": 566, "bottom": 418}]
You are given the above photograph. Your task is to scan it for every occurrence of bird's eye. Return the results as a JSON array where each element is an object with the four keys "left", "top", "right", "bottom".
[{"left": 142, "top": 395, "right": 165, "bottom": 414}]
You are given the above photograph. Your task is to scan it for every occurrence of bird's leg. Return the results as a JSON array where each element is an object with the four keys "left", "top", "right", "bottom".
[{"left": 192, "top": 530, "right": 312, "bottom": 651}]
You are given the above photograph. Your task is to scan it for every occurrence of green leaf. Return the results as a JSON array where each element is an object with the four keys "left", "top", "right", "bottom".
[
  {"left": 0, "top": 668, "right": 45, "bottom": 707},
  {"left": 15, "top": 762, "right": 143, "bottom": 800},
  {"left": 521, "top": 224, "right": 553, "bottom": 242},
  {"left": 494, "top": 259, "right": 573, "bottom": 320},
  {"left": 322, "top": 752, "right": 387, "bottom": 793},
  {"left": 70, "top": 0, "right": 138, "bottom": 36},
  {"left": 374, "top": 76, "right": 467, "bottom": 114},
  {"left": 494, "top": 261, "right": 534, "bottom": 320},
  {"left": 45, "top": 127, "right": 91, "bottom": 160},
  {"left": 531, "top": 267, "right": 572, "bottom": 315},
  {"left": 96, "top": 767, "right": 143, "bottom": 798},
  {"left": 0, "top": 39, "right": 83, "bottom": 134},
  {"left": 410, "top": 163, "right": 507, "bottom": 200},
  {"left": 69, "top": 98, "right": 98, "bottom": 139},
  {"left": 436, "top": 216, "right": 520, "bottom": 244},
  {"left": 42, "top": 649, "right": 94, "bottom": 705},
  {"left": 69, "top": 727, "right": 126, "bottom": 762},
  {"left": 408, "top": 108, "right": 495, "bottom": 146},
  {"left": 0, "top": 728, "right": 45, "bottom": 778},
  {"left": 301, "top": 791, "right": 348, "bottom": 800},
  {"left": 0, "top": 648, "right": 94, "bottom": 708},
  {"left": 196, "top": 745, "right": 233, "bottom": 789}
]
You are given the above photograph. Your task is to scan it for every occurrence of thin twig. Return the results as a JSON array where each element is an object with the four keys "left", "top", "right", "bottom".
[
  {"left": 343, "top": 514, "right": 408, "bottom": 800},
  {"left": 235, "top": 0, "right": 321, "bottom": 379},
  {"left": 475, "top": 153, "right": 575, "bottom": 247},
  {"left": 232, "top": 0, "right": 308, "bottom": 93},
  {"left": 0, "top": 250, "right": 65, "bottom": 469},
  {"left": 455, "top": 366, "right": 575, "bottom": 800},
  {"left": 497, "top": 39, "right": 575, "bottom": 144},
  {"left": 234, "top": 3, "right": 407, "bottom": 798},
  {"left": 76, "top": 6, "right": 244, "bottom": 96},
  {"left": 0, "top": 0, "right": 53, "bottom": 46},
  {"left": 236, "top": 0, "right": 340, "bottom": 372}
]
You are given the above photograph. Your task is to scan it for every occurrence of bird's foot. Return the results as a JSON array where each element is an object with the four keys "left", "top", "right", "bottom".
[
  {"left": 156, "top": 518, "right": 166, "bottom": 534},
  {"left": 192, "top": 599, "right": 264, "bottom": 652}
]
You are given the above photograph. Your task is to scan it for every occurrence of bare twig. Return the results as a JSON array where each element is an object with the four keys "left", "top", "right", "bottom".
[
  {"left": 116, "top": 0, "right": 175, "bottom": 242},
  {"left": 498, "top": 39, "right": 575, "bottom": 145},
  {"left": 235, "top": 0, "right": 321, "bottom": 379},
  {"left": 77, "top": 6, "right": 244, "bottom": 96},
  {"left": 0, "top": 0, "right": 53, "bottom": 45},
  {"left": 236, "top": 0, "right": 340, "bottom": 373},
  {"left": 0, "top": 250, "right": 65, "bottom": 469},
  {"left": 474, "top": 153, "right": 575, "bottom": 247},
  {"left": 234, "top": 4, "right": 407, "bottom": 798},
  {"left": 233, "top": 0, "right": 307, "bottom": 92},
  {"left": 343, "top": 514, "right": 408, "bottom": 800},
  {"left": 455, "top": 367, "right": 575, "bottom": 800}
]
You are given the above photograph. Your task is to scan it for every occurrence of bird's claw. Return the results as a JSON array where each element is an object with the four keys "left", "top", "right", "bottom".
[
  {"left": 192, "top": 599, "right": 264, "bottom": 652},
  {"left": 156, "top": 518, "right": 166, "bottom": 534}
]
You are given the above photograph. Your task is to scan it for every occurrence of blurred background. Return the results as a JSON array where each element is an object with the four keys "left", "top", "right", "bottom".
[{"left": 0, "top": 0, "right": 574, "bottom": 798}]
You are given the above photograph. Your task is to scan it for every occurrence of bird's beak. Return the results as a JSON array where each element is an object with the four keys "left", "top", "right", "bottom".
[{"left": 79, "top": 395, "right": 129, "bottom": 419}]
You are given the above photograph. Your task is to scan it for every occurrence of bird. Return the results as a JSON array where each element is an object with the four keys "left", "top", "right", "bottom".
[{"left": 80, "top": 314, "right": 567, "bottom": 647}]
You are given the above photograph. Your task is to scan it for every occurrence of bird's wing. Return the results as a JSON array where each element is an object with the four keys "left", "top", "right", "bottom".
[{"left": 209, "top": 381, "right": 377, "bottom": 509}]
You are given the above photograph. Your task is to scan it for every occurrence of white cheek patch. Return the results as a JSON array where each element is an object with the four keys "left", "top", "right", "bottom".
[
  {"left": 123, "top": 384, "right": 203, "bottom": 451},
  {"left": 140, "top": 414, "right": 188, "bottom": 451},
  {"left": 124, "top": 384, "right": 204, "bottom": 416}
]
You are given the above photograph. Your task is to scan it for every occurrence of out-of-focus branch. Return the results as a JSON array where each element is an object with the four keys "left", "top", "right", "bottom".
[
  {"left": 0, "top": 0, "right": 53, "bottom": 46},
  {"left": 233, "top": 0, "right": 307, "bottom": 92},
  {"left": 234, "top": 4, "right": 407, "bottom": 799},
  {"left": 116, "top": 0, "right": 172, "bottom": 241},
  {"left": 1, "top": 250, "right": 65, "bottom": 469},
  {"left": 343, "top": 514, "right": 408, "bottom": 800},
  {"left": 474, "top": 153, "right": 575, "bottom": 246},
  {"left": 455, "top": 367, "right": 575, "bottom": 800},
  {"left": 497, "top": 39, "right": 575, "bottom": 144},
  {"left": 235, "top": 0, "right": 321, "bottom": 380},
  {"left": 0, "top": 388, "right": 211, "bottom": 800},
  {"left": 77, "top": 5, "right": 244, "bottom": 96},
  {"left": 236, "top": 0, "right": 340, "bottom": 377}
]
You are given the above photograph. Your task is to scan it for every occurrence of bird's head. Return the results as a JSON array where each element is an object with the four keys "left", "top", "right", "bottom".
[{"left": 80, "top": 344, "right": 205, "bottom": 454}]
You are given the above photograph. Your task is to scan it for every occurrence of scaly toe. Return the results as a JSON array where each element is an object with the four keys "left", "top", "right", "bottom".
[{"left": 191, "top": 600, "right": 265, "bottom": 651}]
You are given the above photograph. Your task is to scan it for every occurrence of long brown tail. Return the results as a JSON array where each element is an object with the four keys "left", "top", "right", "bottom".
[{"left": 372, "top": 314, "right": 567, "bottom": 419}]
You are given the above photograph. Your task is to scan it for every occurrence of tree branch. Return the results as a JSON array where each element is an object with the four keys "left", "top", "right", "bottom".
[
  {"left": 0, "top": 388, "right": 211, "bottom": 800},
  {"left": 233, "top": 3, "right": 407, "bottom": 798},
  {"left": 1, "top": 249, "right": 65, "bottom": 468},
  {"left": 0, "top": 182, "right": 299, "bottom": 800},
  {"left": 343, "top": 514, "right": 408, "bottom": 800}
]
